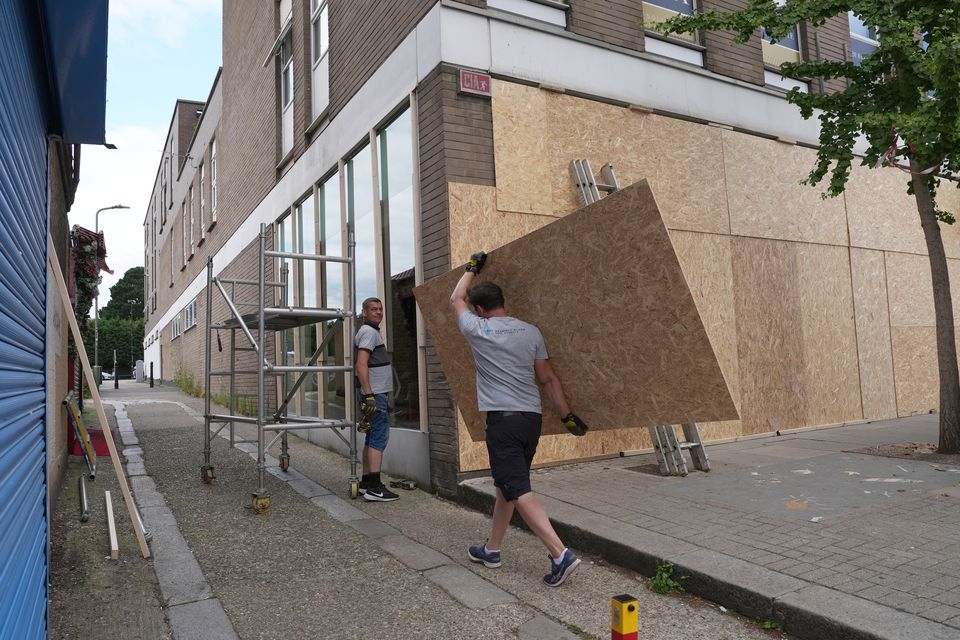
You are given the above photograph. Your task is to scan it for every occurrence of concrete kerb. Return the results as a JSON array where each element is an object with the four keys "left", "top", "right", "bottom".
[{"left": 456, "top": 478, "right": 956, "bottom": 640}]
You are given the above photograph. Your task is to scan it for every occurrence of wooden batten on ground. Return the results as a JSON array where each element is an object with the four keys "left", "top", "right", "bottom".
[{"left": 104, "top": 490, "right": 119, "bottom": 560}]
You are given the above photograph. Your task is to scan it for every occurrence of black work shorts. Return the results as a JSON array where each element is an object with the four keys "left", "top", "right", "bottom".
[{"left": 485, "top": 411, "right": 542, "bottom": 502}]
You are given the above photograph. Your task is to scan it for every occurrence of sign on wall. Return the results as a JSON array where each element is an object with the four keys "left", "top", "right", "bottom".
[{"left": 458, "top": 69, "right": 492, "bottom": 98}]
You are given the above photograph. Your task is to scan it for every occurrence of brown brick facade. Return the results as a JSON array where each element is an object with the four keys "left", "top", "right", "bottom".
[
  {"left": 698, "top": 0, "right": 765, "bottom": 86},
  {"left": 799, "top": 13, "right": 850, "bottom": 94},
  {"left": 417, "top": 65, "right": 495, "bottom": 496},
  {"left": 569, "top": 0, "right": 644, "bottom": 52}
]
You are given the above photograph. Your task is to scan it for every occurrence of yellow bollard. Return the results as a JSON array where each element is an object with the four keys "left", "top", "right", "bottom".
[{"left": 611, "top": 594, "right": 638, "bottom": 640}]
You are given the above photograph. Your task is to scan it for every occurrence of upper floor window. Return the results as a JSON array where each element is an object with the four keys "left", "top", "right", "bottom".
[
  {"left": 849, "top": 12, "right": 878, "bottom": 67},
  {"left": 183, "top": 299, "right": 197, "bottom": 331},
  {"left": 486, "top": 0, "right": 568, "bottom": 28},
  {"left": 198, "top": 163, "right": 206, "bottom": 241},
  {"left": 188, "top": 185, "right": 195, "bottom": 258},
  {"left": 210, "top": 139, "right": 218, "bottom": 223},
  {"left": 280, "top": 35, "right": 294, "bottom": 110},
  {"left": 311, "top": 0, "right": 329, "bottom": 64},
  {"left": 643, "top": 0, "right": 703, "bottom": 66}
]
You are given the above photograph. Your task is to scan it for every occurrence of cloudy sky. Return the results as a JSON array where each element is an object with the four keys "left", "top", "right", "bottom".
[{"left": 70, "top": 0, "right": 222, "bottom": 311}]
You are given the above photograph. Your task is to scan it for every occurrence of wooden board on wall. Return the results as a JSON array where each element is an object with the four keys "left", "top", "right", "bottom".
[{"left": 414, "top": 179, "right": 739, "bottom": 442}]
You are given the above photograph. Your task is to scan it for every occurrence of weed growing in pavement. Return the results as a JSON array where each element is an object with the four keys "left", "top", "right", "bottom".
[
  {"left": 758, "top": 619, "right": 781, "bottom": 630},
  {"left": 647, "top": 561, "right": 685, "bottom": 594},
  {"left": 563, "top": 622, "right": 593, "bottom": 639}
]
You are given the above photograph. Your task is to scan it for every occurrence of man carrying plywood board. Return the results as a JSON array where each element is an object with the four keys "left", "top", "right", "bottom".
[{"left": 450, "top": 253, "right": 588, "bottom": 587}]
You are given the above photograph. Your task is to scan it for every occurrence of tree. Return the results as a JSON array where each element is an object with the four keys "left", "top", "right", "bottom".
[
  {"left": 100, "top": 266, "right": 144, "bottom": 320},
  {"left": 659, "top": 1, "right": 960, "bottom": 452}
]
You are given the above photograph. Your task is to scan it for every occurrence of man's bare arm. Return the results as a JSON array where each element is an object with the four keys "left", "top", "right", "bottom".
[{"left": 534, "top": 358, "right": 571, "bottom": 417}]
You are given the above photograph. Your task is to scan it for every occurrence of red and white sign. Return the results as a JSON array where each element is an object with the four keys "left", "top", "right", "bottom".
[{"left": 458, "top": 69, "right": 492, "bottom": 97}]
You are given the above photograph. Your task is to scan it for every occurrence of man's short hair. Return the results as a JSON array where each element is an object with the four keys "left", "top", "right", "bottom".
[
  {"left": 362, "top": 297, "right": 382, "bottom": 310},
  {"left": 468, "top": 282, "right": 504, "bottom": 311}
]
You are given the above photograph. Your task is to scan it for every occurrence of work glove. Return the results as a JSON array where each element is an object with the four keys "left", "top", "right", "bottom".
[
  {"left": 465, "top": 251, "right": 487, "bottom": 274},
  {"left": 360, "top": 392, "right": 378, "bottom": 417},
  {"left": 561, "top": 412, "right": 589, "bottom": 437}
]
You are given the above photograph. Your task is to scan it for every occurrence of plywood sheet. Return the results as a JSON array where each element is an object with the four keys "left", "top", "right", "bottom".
[
  {"left": 846, "top": 164, "right": 926, "bottom": 254},
  {"left": 723, "top": 131, "right": 847, "bottom": 245},
  {"left": 731, "top": 237, "right": 807, "bottom": 434},
  {"left": 671, "top": 230, "right": 743, "bottom": 440},
  {"left": 850, "top": 248, "right": 897, "bottom": 421},
  {"left": 939, "top": 185, "right": 960, "bottom": 259},
  {"left": 490, "top": 81, "right": 730, "bottom": 234},
  {"left": 415, "top": 179, "right": 738, "bottom": 442},
  {"left": 447, "top": 182, "right": 556, "bottom": 266},
  {"left": 795, "top": 244, "right": 862, "bottom": 427},
  {"left": 890, "top": 326, "right": 938, "bottom": 417},
  {"left": 885, "top": 251, "right": 933, "bottom": 327}
]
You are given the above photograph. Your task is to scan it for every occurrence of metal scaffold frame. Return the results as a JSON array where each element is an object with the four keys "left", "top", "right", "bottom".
[{"left": 202, "top": 222, "right": 360, "bottom": 513}]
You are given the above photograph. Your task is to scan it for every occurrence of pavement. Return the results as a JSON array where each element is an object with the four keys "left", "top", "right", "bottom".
[
  {"left": 48, "top": 381, "right": 960, "bottom": 640},
  {"left": 460, "top": 414, "right": 960, "bottom": 640}
]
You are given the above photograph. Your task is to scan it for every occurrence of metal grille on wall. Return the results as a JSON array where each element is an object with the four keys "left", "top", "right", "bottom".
[{"left": 0, "top": 0, "right": 50, "bottom": 638}]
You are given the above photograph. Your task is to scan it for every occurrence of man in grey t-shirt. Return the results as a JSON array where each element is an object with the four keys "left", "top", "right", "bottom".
[
  {"left": 450, "top": 251, "right": 588, "bottom": 587},
  {"left": 355, "top": 297, "right": 399, "bottom": 502}
]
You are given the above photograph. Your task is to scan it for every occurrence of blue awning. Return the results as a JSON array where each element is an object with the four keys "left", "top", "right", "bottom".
[{"left": 40, "top": 0, "right": 109, "bottom": 145}]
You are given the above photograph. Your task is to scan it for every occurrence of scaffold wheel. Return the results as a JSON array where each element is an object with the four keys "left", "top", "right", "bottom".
[
  {"left": 201, "top": 465, "right": 215, "bottom": 484},
  {"left": 252, "top": 493, "right": 271, "bottom": 514},
  {"left": 350, "top": 481, "right": 359, "bottom": 499}
]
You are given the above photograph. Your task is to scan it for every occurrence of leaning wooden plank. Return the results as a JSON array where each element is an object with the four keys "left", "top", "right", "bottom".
[
  {"left": 104, "top": 490, "right": 119, "bottom": 560},
  {"left": 47, "top": 235, "right": 151, "bottom": 558}
]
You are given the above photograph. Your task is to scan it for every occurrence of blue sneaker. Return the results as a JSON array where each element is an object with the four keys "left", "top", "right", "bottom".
[
  {"left": 543, "top": 549, "right": 581, "bottom": 587},
  {"left": 467, "top": 543, "right": 501, "bottom": 568}
]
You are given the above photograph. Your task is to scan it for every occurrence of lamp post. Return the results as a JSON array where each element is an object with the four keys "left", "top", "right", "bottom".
[{"left": 93, "top": 204, "right": 130, "bottom": 385}]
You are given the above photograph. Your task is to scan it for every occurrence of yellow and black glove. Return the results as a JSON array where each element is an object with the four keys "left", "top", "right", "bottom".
[
  {"left": 360, "top": 392, "right": 378, "bottom": 417},
  {"left": 465, "top": 251, "right": 487, "bottom": 274},
  {"left": 561, "top": 412, "right": 588, "bottom": 436}
]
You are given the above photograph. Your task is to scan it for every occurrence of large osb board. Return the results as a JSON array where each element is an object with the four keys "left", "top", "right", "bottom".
[
  {"left": 722, "top": 131, "right": 847, "bottom": 246},
  {"left": 670, "top": 230, "right": 743, "bottom": 441},
  {"left": 885, "top": 252, "right": 960, "bottom": 328},
  {"left": 846, "top": 164, "right": 927, "bottom": 255},
  {"left": 731, "top": 237, "right": 861, "bottom": 434},
  {"left": 891, "top": 326, "right": 938, "bottom": 416},
  {"left": 850, "top": 248, "right": 897, "bottom": 420},
  {"left": 415, "top": 179, "right": 738, "bottom": 443},
  {"left": 490, "top": 81, "right": 730, "bottom": 235}
]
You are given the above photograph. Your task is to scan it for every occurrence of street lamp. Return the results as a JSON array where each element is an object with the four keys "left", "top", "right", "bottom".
[{"left": 94, "top": 204, "right": 130, "bottom": 385}]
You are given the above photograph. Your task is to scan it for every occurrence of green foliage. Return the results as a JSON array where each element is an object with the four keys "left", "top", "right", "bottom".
[
  {"left": 758, "top": 619, "right": 781, "bottom": 630},
  {"left": 82, "top": 316, "right": 144, "bottom": 377},
  {"left": 100, "top": 267, "right": 145, "bottom": 320},
  {"left": 657, "top": 0, "right": 960, "bottom": 217},
  {"left": 173, "top": 367, "right": 205, "bottom": 398},
  {"left": 647, "top": 561, "right": 685, "bottom": 593}
]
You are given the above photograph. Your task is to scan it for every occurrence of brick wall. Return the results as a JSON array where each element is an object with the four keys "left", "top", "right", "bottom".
[
  {"left": 698, "top": 0, "right": 765, "bottom": 86},
  {"left": 800, "top": 13, "right": 850, "bottom": 94},
  {"left": 417, "top": 65, "right": 495, "bottom": 496},
  {"left": 569, "top": 0, "right": 644, "bottom": 52}
]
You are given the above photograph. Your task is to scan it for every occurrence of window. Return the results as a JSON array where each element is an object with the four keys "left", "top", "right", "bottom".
[
  {"left": 849, "top": 12, "right": 878, "bottom": 67},
  {"left": 378, "top": 109, "right": 420, "bottom": 429},
  {"left": 311, "top": 0, "right": 330, "bottom": 119},
  {"left": 160, "top": 157, "right": 168, "bottom": 214},
  {"left": 183, "top": 299, "right": 197, "bottom": 331},
  {"left": 198, "top": 163, "right": 206, "bottom": 242},
  {"left": 280, "top": 31, "right": 294, "bottom": 156},
  {"left": 761, "top": 0, "right": 801, "bottom": 67},
  {"left": 642, "top": 0, "right": 703, "bottom": 65},
  {"left": 188, "top": 185, "right": 195, "bottom": 258},
  {"left": 486, "top": 0, "right": 567, "bottom": 27},
  {"left": 180, "top": 204, "right": 186, "bottom": 269},
  {"left": 210, "top": 139, "right": 217, "bottom": 224},
  {"left": 318, "top": 171, "right": 343, "bottom": 421},
  {"left": 171, "top": 313, "right": 182, "bottom": 339},
  {"left": 347, "top": 143, "right": 376, "bottom": 312}
]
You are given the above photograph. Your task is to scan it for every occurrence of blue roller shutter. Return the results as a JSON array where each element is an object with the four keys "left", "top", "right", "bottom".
[{"left": 0, "top": 0, "right": 50, "bottom": 639}]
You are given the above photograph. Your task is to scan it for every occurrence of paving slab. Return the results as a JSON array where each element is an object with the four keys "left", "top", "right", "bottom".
[
  {"left": 376, "top": 535, "right": 453, "bottom": 571},
  {"left": 422, "top": 564, "right": 517, "bottom": 609},
  {"left": 309, "top": 494, "right": 369, "bottom": 522},
  {"left": 167, "top": 599, "right": 239, "bottom": 640},
  {"left": 516, "top": 614, "right": 580, "bottom": 640}
]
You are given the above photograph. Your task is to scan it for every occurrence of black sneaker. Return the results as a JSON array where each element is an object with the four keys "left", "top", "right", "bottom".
[
  {"left": 363, "top": 484, "right": 399, "bottom": 502},
  {"left": 357, "top": 480, "right": 368, "bottom": 496}
]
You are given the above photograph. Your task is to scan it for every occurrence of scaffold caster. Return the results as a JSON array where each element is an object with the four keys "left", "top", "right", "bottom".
[
  {"left": 279, "top": 453, "right": 290, "bottom": 472},
  {"left": 201, "top": 465, "right": 215, "bottom": 484},
  {"left": 252, "top": 492, "right": 271, "bottom": 514},
  {"left": 350, "top": 481, "right": 359, "bottom": 499}
]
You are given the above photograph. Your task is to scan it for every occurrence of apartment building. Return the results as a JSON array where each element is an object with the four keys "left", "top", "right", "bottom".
[{"left": 144, "top": 0, "right": 952, "bottom": 496}]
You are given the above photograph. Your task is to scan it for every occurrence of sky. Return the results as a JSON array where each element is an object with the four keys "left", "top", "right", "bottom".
[{"left": 70, "top": 0, "right": 223, "bottom": 313}]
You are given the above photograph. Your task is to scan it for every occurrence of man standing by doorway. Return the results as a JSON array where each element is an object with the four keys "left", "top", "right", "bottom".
[
  {"left": 355, "top": 297, "right": 399, "bottom": 502},
  {"left": 450, "top": 252, "right": 588, "bottom": 586}
]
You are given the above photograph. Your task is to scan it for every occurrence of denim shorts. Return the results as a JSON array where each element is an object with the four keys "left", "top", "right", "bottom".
[
  {"left": 485, "top": 411, "right": 542, "bottom": 501},
  {"left": 363, "top": 393, "right": 391, "bottom": 452}
]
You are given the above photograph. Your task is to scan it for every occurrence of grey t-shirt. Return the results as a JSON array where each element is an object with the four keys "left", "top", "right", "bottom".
[
  {"left": 355, "top": 323, "right": 392, "bottom": 394},
  {"left": 458, "top": 312, "right": 548, "bottom": 413}
]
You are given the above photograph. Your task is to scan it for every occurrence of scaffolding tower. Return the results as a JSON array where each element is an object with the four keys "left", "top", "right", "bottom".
[{"left": 202, "top": 222, "right": 359, "bottom": 513}]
